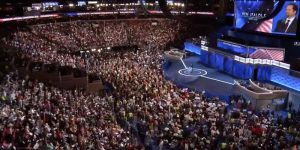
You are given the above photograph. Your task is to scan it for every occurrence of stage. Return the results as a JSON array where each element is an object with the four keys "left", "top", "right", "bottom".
[{"left": 163, "top": 55, "right": 238, "bottom": 100}]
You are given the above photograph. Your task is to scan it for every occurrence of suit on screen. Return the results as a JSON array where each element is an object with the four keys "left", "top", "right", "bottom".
[{"left": 274, "top": 18, "right": 298, "bottom": 33}]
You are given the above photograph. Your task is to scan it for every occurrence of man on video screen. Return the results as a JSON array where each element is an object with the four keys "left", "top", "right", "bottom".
[{"left": 274, "top": 3, "right": 298, "bottom": 33}]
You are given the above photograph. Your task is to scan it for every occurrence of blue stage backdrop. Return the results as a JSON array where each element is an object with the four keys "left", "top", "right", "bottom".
[
  {"left": 257, "top": 66, "right": 272, "bottom": 81},
  {"left": 202, "top": 50, "right": 254, "bottom": 80},
  {"left": 209, "top": 53, "right": 217, "bottom": 68},
  {"left": 217, "top": 40, "right": 249, "bottom": 55},
  {"left": 216, "top": 53, "right": 225, "bottom": 71},
  {"left": 184, "top": 42, "right": 201, "bottom": 55},
  {"left": 200, "top": 50, "right": 209, "bottom": 65},
  {"left": 224, "top": 57, "right": 233, "bottom": 74},
  {"left": 244, "top": 64, "right": 254, "bottom": 79},
  {"left": 233, "top": 61, "right": 245, "bottom": 79}
]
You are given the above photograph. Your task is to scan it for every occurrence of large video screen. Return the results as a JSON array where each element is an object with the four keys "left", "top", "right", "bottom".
[{"left": 234, "top": 0, "right": 300, "bottom": 35}]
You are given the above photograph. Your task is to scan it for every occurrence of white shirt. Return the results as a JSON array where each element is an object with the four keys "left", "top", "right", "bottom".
[{"left": 285, "top": 16, "right": 295, "bottom": 32}]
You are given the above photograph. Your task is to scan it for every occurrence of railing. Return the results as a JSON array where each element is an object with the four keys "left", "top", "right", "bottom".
[{"left": 234, "top": 80, "right": 288, "bottom": 100}]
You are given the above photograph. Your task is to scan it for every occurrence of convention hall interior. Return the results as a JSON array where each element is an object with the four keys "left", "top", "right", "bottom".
[{"left": 0, "top": 0, "right": 300, "bottom": 149}]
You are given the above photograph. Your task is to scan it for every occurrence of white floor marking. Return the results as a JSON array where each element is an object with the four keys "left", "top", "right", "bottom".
[
  {"left": 180, "top": 58, "right": 188, "bottom": 69},
  {"left": 178, "top": 59, "right": 235, "bottom": 85}
]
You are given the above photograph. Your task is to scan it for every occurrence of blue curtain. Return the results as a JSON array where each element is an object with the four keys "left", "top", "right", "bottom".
[
  {"left": 257, "top": 66, "right": 272, "bottom": 81},
  {"left": 224, "top": 57, "right": 233, "bottom": 74},
  {"left": 200, "top": 50, "right": 209, "bottom": 65},
  {"left": 244, "top": 64, "right": 254, "bottom": 79},
  {"left": 233, "top": 61, "right": 245, "bottom": 79},
  {"left": 208, "top": 52, "right": 216, "bottom": 67},
  {"left": 215, "top": 54, "right": 224, "bottom": 71}
]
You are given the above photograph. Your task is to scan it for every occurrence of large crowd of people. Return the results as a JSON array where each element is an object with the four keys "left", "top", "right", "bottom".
[
  {"left": 0, "top": 72, "right": 138, "bottom": 149},
  {"left": 1, "top": 18, "right": 300, "bottom": 149},
  {"left": 23, "top": 19, "right": 179, "bottom": 52},
  {"left": 2, "top": 19, "right": 179, "bottom": 68}
]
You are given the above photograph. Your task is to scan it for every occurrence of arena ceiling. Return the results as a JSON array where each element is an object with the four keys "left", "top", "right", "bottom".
[
  {"left": 0, "top": 0, "right": 231, "bottom": 7},
  {"left": 0, "top": 0, "right": 234, "bottom": 20}
]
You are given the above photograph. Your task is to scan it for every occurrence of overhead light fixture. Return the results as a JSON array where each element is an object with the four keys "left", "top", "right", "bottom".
[{"left": 88, "top": 1, "right": 98, "bottom": 4}]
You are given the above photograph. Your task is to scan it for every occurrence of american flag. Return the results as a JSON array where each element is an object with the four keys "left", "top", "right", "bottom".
[
  {"left": 250, "top": 48, "right": 284, "bottom": 61},
  {"left": 256, "top": 19, "right": 273, "bottom": 33}
]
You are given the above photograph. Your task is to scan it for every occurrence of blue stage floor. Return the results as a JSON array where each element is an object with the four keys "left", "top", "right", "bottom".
[
  {"left": 163, "top": 55, "right": 239, "bottom": 99},
  {"left": 182, "top": 56, "right": 236, "bottom": 84}
]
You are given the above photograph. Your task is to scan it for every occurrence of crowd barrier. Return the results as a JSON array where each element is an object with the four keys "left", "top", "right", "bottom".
[{"left": 234, "top": 80, "right": 288, "bottom": 110}]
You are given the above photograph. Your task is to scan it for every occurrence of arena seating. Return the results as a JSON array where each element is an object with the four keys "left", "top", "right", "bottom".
[{"left": 0, "top": 18, "right": 299, "bottom": 149}]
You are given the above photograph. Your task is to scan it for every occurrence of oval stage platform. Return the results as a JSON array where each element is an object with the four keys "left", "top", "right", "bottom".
[{"left": 163, "top": 55, "right": 236, "bottom": 100}]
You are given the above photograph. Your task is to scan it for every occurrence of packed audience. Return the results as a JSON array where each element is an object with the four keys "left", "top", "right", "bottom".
[
  {"left": 89, "top": 48, "right": 300, "bottom": 150},
  {"left": 0, "top": 72, "right": 140, "bottom": 149},
  {"left": 239, "top": 80, "right": 284, "bottom": 93},
  {"left": 254, "top": 81, "right": 283, "bottom": 91},
  {"left": 238, "top": 80, "right": 258, "bottom": 92},
  {"left": 27, "top": 19, "right": 179, "bottom": 52},
  {"left": 1, "top": 19, "right": 300, "bottom": 149}
]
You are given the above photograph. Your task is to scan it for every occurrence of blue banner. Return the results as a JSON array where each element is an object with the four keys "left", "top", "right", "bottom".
[
  {"left": 184, "top": 42, "right": 201, "bottom": 55},
  {"left": 217, "top": 40, "right": 248, "bottom": 55}
]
